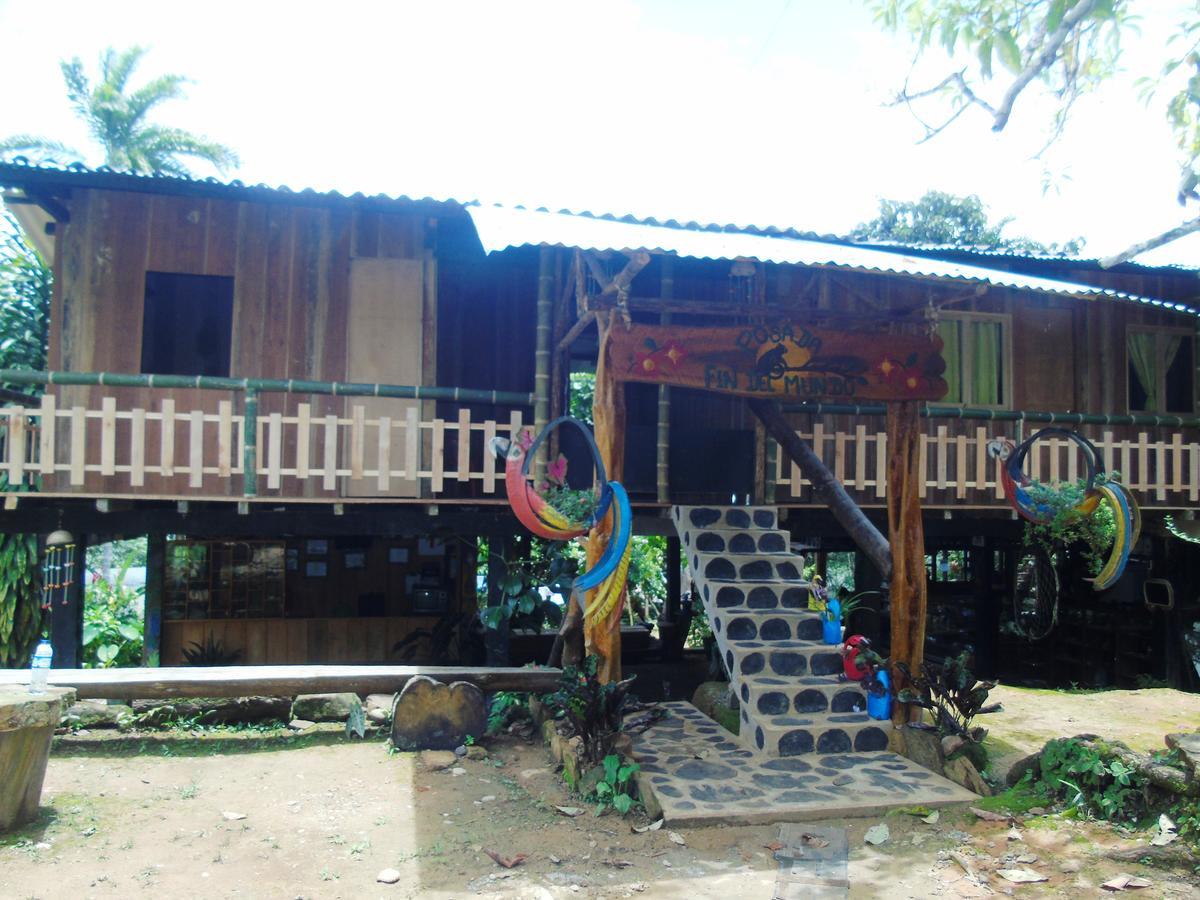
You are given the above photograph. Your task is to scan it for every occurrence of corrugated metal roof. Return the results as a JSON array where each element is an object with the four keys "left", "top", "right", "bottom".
[
  {"left": 0, "top": 158, "right": 471, "bottom": 210},
  {"left": 467, "top": 204, "right": 1200, "bottom": 316}
]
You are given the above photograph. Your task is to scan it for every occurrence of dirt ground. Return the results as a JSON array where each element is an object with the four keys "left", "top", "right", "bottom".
[{"left": 2, "top": 688, "right": 1199, "bottom": 899}]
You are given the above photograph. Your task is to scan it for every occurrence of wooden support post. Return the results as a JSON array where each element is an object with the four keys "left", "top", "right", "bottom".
[
  {"left": 886, "top": 400, "right": 928, "bottom": 725},
  {"left": 660, "top": 536, "right": 684, "bottom": 661},
  {"left": 142, "top": 533, "right": 165, "bottom": 666},
  {"left": 749, "top": 399, "right": 892, "bottom": 580},
  {"left": 585, "top": 312, "right": 628, "bottom": 682}
]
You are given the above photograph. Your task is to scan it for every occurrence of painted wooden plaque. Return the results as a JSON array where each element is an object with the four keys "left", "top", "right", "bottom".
[{"left": 607, "top": 321, "right": 947, "bottom": 402}]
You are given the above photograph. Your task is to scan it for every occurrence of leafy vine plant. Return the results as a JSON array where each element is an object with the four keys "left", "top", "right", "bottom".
[{"left": 1023, "top": 472, "right": 1119, "bottom": 577}]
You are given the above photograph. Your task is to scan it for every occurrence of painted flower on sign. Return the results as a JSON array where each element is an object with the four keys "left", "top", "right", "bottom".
[{"left": 632, "top": 338, "right": 687, "bottom": 375}]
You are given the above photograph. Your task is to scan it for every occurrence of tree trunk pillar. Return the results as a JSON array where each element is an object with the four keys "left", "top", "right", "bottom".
[
  {"left": 586, "top": 312, "right": 627, "bottom": 683},
  {"left": 886, "top": 401, "right": 928, "bottom": 725}
]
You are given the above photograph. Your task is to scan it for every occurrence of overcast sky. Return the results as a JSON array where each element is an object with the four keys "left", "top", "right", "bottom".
[{"left": 1, "top": 0, "right": 1197, "bottom": 264}]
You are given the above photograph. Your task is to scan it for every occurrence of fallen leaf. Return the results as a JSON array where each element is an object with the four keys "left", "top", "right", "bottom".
[
  {"left": 632, "top": 819, "right": 664, "bottom": 834},
  {"left": 221, "top": 811, "right": 247, "bottom": 821},
  {"left": 604, "top": 859, "right": 633, "bottom": 868},
  {"left": 668, "top": 831, "right": 686, "bottom": 846},
  {"left": 922, "top": 811, "right": 940, "bottom": 825},
  {"left": 763, "top": 841, "right": 785, "bottom": 852},
  {"left": 997, "top": 868, "right": 1047, "bottom": 884},
  {"left": 970, "top": 807, "right": 1008, "bottom": 823},
  {"left": 555, "top": 806, "right": 585, "bottom": 817},
  {"left": 899, "top": 806, "right": 934, "bottom": 817},
  {"left": 483, "top": 849, "right": 528, "bottom": 869},
  {"left": 798, "top": 833, "right": 829, "bottom": 849},
  {"left": 864, "top": 824, "right": 889, "bottom": 846},
  {"left": 416, "top": 786, "right": 431, "bottom": 793}
]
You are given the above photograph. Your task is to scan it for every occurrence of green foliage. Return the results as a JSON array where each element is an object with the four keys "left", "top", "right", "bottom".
[
  {"left": 181, "top": 634, "right": 242, "bottom": 666},
  {"left": 478, "top": 538, "right": 573, "bottom": 633},
  {"left": 897, "top": 651, "right": 1002, "bottom": 748},
  {"left": 591, "top": 753, "right": 641, "bottom": 816},
  {"left": 1, "top": 47, "right": 238, "bottom": 176},
  {"left": 0, "top": 214, "right": 51, "bottom": 390},
  {"left": 540, "top": 483, "right": 598, "bottom": 525},
  {"left": 82, "top": 549, "right": 144, "bottom": 668},
  {"left": 487, "top": 691, "right": 529, "bottom": 734},
  {"left": 568, "top": 370, "right": 596, "bottom": 426},
  {"left": 0, "top": 215, "right": 50, "bottom": 669},
  {"left": 541, "top": 655, "right": 635, "bottom": 766},
  {"left": 0, "top": 529, "right": 41, "bottom": 668},
  {"left": 851, "top": 190, "right": 1083, "bottom": 254},
  {"left": 685, "top": 598, "right": 712, "bottom": 649},
  {"left": 870, "top": 0, "right": 1133, "bottom": 144},
  {"left": 1023, "top": 474, "right": 1117, "bottom": 577},
  {"left": 1038, "top": 738, "right": 1143, "bottom": 822}
]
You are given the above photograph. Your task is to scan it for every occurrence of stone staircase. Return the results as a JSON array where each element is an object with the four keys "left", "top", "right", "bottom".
[
  {"left": 675, "top": 504, "right": 890, "bottom": 759},
  {"left": 625, "top": 504, "right": 977, "bottom": 826}
]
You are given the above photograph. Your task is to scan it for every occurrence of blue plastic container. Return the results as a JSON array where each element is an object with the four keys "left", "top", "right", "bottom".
[
  {"left": 867, "top": 670, "right": 892, "bottom": 721},
  {"left": 821, "top": 618, "right": 842, "bottom": 645}
]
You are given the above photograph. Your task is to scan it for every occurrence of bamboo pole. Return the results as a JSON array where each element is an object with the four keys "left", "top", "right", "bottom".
[
  {"left": 656, "top": 257, "right": 673, "bottom": 504},
  {"left": 779, "top": 400, "right": 1200, "bottom": 429},
  {"left": 0, "top": 370, "right": 533, "bottom": 406},
  {"left": 533, "top": 247, "right": 553, "bottom": 480}
]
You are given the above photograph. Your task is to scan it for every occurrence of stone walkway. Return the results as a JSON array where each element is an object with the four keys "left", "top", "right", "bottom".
[{"left": 632, "top": 703, "right": 976, "bottom": 827}]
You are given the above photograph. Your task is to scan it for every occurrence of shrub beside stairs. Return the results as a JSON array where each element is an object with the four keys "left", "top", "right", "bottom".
[{"left": 627, "top": 505, "right": 976, "bottom": 826}]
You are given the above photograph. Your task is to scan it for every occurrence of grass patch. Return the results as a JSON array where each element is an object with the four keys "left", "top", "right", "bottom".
[{"left": 971, "top": 780, "right": 1047, "bottom": 816}]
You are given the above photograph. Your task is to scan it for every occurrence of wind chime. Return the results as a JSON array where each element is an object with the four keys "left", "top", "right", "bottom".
[{"left": 41, "top": 529, "right": 76, "bottom": 610}]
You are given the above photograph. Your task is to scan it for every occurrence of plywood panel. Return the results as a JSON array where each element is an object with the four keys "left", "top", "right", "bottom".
[
  {"left": 344, "top": 258, "right": 425, "bottom": 497},
  {"left": 1014, "top": 303, "right": 1075, "bottom": 411}
]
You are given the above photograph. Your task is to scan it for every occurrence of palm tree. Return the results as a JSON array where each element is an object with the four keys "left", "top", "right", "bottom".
[{"left": 1, "top": 46, "right": 237, "bottom": 176}]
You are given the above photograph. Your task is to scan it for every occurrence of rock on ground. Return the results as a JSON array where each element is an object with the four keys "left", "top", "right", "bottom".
[
  {"left": 691, "top": 681, "right": 740, "bottom": 735},
  {"left": 390, "top": 676, "right": 485, "bottom": 752},
  {"left": 365, "top": 693, "right": 394, "bottom": 724},
  {"left": 62, "top": 700, "right": 133, "bottom": 729},
  {"left": 290, "top": 693, "right": 362, "bottom": 723}
]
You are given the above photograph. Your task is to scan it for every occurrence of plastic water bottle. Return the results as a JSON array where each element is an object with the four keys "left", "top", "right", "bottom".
[{"left": 29, "top": 640, "right": 52, "bottom": 694}]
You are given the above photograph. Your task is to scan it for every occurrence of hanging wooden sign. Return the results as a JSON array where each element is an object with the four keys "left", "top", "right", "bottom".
[{"left": 607, "top": 321, "right": 947, "bottom": 402}]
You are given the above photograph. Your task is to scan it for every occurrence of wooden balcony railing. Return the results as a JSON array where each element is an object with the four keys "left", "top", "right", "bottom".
[
  {"left": 1, "top": 395, "right": 525, "bottom": 497},
  {"left": 773, "top": 422, "right": 1200, "bottom": 508},
  {"left": 0, "top": 371, "right": 533, "bottom": 501}
]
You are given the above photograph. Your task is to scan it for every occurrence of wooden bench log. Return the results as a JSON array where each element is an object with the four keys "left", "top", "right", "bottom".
[{"left": 0, "top": 665, "right": 561, "bottom": 700}]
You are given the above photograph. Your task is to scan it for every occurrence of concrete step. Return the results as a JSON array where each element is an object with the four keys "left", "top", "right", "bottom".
[
  {"left": 748, "top": 711, "right": 892, "bottom": 757},
  {"left": 683, "top": 527, "right": 791, "bottom": 555},
  {"left": 630, "top": 702, "right": 977, "bottom": 826},
  {"left": 674, "top": 505, "right": 778, "bottom": 532},
  {"left": 689, "top": 551, "right": 806, "bottom": 584},
  {"left": 737, "top": 674, "right": 869, "bottom": 722},
  {"left": 720, "top": 639, "right": 844, "bottom": 679},
  {"left": 702, "top": 581, "right": 814, "bottom": 611},
  {"left": 711, "top": 609, "right": 826, "bottom": 644}
]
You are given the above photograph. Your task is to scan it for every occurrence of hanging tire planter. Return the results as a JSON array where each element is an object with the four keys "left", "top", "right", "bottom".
[{"left": 991, "top": 428, "right": 1141, "bottom": 592}]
